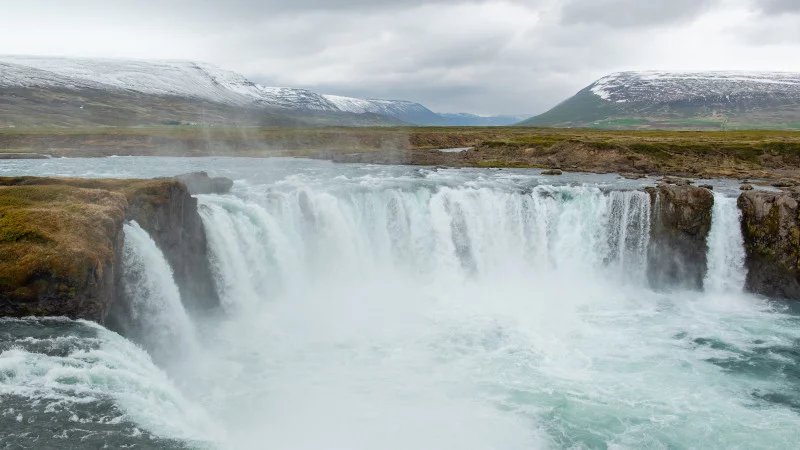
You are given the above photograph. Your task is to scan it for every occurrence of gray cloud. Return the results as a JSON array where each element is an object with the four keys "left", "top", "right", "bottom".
[
  {"left": 560, "top": 0, "right": 717, "bottom": 27},
  {"left": 2, "top": 0, "right": 800, "bottom": 115},
  {"left": 758, "top": 0, "right": 800, "bottom": 14}
]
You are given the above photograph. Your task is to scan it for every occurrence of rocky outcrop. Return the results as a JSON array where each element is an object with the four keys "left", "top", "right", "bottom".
[
  {"left": 645, "top": 184, "right": 714, "bottom": 290},
  {"left": 738, "top": 191, "right": 800, "bottom": 299},
  {"left": 0, "top": 176, "right": 220, "bottom": 323},
  {"left": 0, "top": 179, "right": 128, "bottom": 322}
]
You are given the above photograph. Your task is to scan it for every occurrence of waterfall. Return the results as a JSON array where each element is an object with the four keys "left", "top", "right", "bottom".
[
  {"left": 198, "top": 185, "right": 653, "bottom": 309},
  {"left": 704, "top": 192, "right": 747, "bottom": 293},
  {"left": 120, "top": 221, "right": 198, "bottom": 364}
]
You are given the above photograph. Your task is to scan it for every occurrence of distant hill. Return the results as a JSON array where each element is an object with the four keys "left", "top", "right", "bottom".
[
  {"left": 438, "top": 113, "right": 529, "bottom": 126},
  {"left": 519, "top": 71, "right": 800, "bottom": 129},
  {"left": 0, "top": 56, "right": 513, "bottom": 128}
]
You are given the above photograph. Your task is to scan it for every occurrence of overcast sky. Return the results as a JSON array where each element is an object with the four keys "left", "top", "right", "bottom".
[{"left": 2, "top": 0, "right": 799, "bottom": 115}]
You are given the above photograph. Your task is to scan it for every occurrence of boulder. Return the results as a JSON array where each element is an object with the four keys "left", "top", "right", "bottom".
[
  {"left": 740, "top": 184, "right": 754, "bottom": 191},
  {"left": 541, "top": 169, "right": 563, "bottom": 175},
  {"left": 645, "top": 184, "right": 714, "bottom": 290},
  {"left": 171, "top": 172, "right": 233, "bottom": 195},
  {"left": 659, "top": 177, "right": 693, "bottom": 186},
  {"left": 738, "top": 191, "right": 800, "bottom": 299}
]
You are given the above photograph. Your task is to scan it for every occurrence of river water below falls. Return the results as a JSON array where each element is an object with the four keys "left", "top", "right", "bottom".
[{"left": 2, "top": 157, "right": 800, "bottom": 449}]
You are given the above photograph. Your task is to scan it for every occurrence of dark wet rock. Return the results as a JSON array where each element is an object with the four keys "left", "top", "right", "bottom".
[
  {"left": 738, "top": 191, "right": 800, "bottom": 299},
  {"left": 740, "top": 184, "right": 754, "bottom": 191},
  {"left": 541, "top": 169, "right": 563, "bottom": 175},
  {"left": 171, "top": 171, "right": 233, "bottom": 195},
  {"left": 699, "top": 184, "right": 714, "bottom": 190},
  {"left": 645, "top": 184, "right": 714, "bottom": 290}
]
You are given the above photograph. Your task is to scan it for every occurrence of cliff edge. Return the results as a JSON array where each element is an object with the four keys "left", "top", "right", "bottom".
[{"left": 0, "top": 175, "right": 224, "bottom": 323}]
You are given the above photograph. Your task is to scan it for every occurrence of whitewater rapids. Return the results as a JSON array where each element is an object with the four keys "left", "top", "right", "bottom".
[{"left": 2, "top": 157, "right": 800, "bottom": 449}]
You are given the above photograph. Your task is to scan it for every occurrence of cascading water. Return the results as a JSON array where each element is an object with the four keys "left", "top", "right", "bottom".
[
  {"left": 704, "top": 192, "right": 747, "bottom": 293},
  {"left": 119, "top": 221, "right": 198, "bottom": 366},
  {"left": 199, "top": 185, "right": 653, "bottom": 307},
  {"left": 3, "top": 157, "right": 800, "bottom": 449}
]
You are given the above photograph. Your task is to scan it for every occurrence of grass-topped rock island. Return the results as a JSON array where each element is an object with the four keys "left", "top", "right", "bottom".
[{"left": 0, "top": 173, "right": 228, "bottom": 323}]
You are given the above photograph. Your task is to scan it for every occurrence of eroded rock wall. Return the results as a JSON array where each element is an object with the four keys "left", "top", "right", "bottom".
[
  {"left": 645, "top": 184, "right": 714, "bottom": 290},
  {"left": 738, "top": 191, "right": 800, "bottom": 299}
]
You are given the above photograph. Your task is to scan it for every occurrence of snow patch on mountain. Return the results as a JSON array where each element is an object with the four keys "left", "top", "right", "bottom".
[
  {"left": 590, "top": 71, "right": 800, "bottom": 104},
  {"left": 0, "top": 56, "right": 267, "bottom": 105},
  {"left": 324, "top": 95, "right": 433, "bottom": 115}
]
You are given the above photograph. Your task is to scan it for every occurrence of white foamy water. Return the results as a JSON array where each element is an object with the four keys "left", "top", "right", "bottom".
[
  {"left": 120, "top": 221, "right": 199, "bottom": 365},
  {"left": 0, "top": 318, "right": 218, "bottom": 447},
  {"left": 2, "top": 157, "right": 800, "bottom": 449},
  {"left": 705, "top": 192, "right": 747, "bottom": 293}
]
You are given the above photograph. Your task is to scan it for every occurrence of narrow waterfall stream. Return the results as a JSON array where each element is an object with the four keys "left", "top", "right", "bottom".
[
  {"left": 704, "top": 192, "right": 747, "bottom": 293},
  {"left": 119, "top": 221, "right": 199, "bottom": 366}
]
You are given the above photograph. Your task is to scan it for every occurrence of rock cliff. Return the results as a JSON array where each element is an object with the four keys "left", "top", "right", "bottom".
[
  {"left": 738, "top": 191, "right": 800, "bottom": 299},
  {"left": 645, "top": 184, "right": 714, "bottom": 290},
  {"left": 0, "top": 176, "right": 224, "bottom": 323}
]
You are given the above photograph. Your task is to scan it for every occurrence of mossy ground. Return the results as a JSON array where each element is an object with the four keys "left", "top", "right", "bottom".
[{"left": 0, "top": 177, "right": 178, "bottom": 302}]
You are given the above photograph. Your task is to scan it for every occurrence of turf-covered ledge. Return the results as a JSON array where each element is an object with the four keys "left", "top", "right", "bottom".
[{"left": 0, "top": 176, "right": 220, "bottom": 323}]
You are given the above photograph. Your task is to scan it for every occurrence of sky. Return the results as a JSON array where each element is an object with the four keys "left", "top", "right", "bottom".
[{"left": 1, "top": 0, "right": 799, "bottom": 115}]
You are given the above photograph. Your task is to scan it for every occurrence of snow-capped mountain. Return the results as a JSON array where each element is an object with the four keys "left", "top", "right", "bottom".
[
  {"left": 2, "top": 56, "right": 507, "bottom": 127},
  {"left": 323, "top": 95, "right": 447, "bottom": 125},
  {"left": 521, "top": 71, "right": 800, "bottom": 129},
  {"left": 0, "top": 56, "right": 343, "bottom": 110},
  {"left": 589, "top": 71, "right": 800, "bottom": 104}
]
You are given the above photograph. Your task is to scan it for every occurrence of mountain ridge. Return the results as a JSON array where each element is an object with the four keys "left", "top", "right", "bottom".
[
  {"left": 0, "top": 55, "right": 525, "bottom": 127},
  {"left": 520, "top": 70, "right": 800, "bottom": 129}
]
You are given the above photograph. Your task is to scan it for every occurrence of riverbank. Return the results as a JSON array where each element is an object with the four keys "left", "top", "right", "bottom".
[{"left": 2, "top": 126, "right": 800, "bottom": 182}]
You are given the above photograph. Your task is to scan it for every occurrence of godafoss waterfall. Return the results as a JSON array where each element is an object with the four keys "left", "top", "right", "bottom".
[{"left": 3, "top": 157, "right": 800, "bottom": 449}]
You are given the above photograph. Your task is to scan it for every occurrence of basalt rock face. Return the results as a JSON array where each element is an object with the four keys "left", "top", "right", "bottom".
[
  {"left": 738, "top": 191, "right": 800, "bottom": 299},
  {"left": 645, "top": 184, "right": 714, "bottom": 290},
  {"left": 124, "top": 181, "right": 219, "bottom": 311}
]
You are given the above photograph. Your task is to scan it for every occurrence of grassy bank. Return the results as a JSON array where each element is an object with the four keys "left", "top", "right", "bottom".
[
  {"left": 2, "top": 126, "right": 800, "bottom": 180},
  {"left": 0, "top": 177, "right": 181, "bottom": 315}
]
